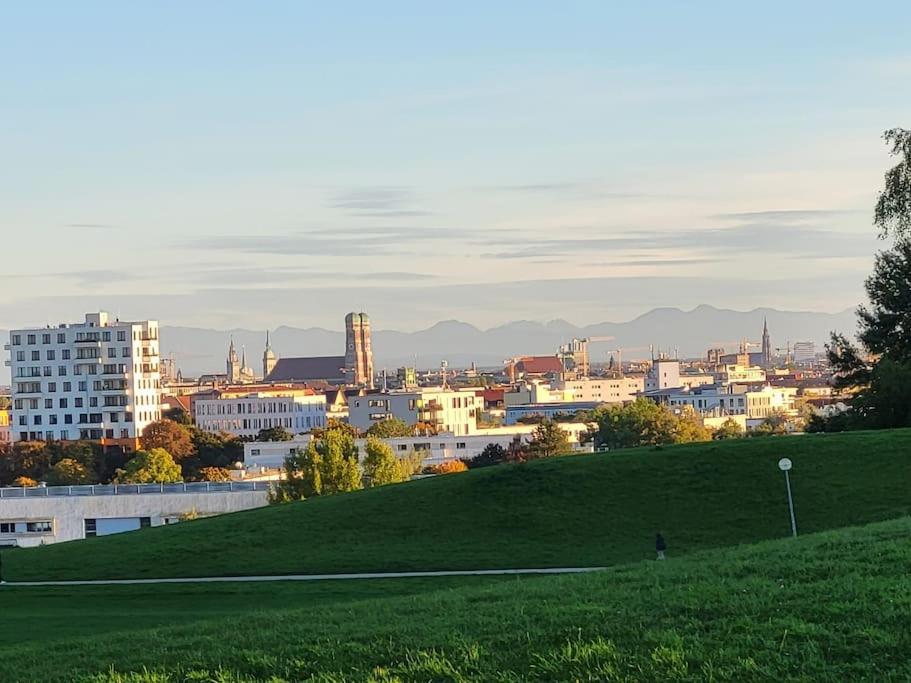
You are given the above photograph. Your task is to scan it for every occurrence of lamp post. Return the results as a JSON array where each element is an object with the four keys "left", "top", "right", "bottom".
[{"left": 778, "top": 457, "right": 797, "bottom": 538}]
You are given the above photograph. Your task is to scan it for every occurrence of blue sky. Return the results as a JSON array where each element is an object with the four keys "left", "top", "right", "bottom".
[{"left": 1, "top": 2, "right": 909, "bottom": 331}]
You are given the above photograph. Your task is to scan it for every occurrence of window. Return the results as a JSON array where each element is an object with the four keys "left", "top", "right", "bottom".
[
  {"left": 75, "top": 398, "right": 83, "bottom": 408},
  {"left": 117, "top": 330, "right": 126, "bottom": 342},
  {"left": 11, "top": 334, "right": 21, "bottom": 345},
  {"left": 26, "top": 521, "right": 52, "bottom": 533},
  {"left": 64, "top": 414, "right": 73, "bottom": 424},
  {"left": 41, "top": 333, "right": 51, "bottom": 344},
  {"left": 27, "top": 334, "right": 36, "bottom": 344},
  {"left": 456, "top": 442, "right": 466, "bottom": 449},
  {"left": 15, "top": 351, "right": 24, "bottom": 362},
  {"left": 47, "top": 350, "right": 55, "bottom": 360},
  {"left": 108, "top": 348, "right": 117, "bottom": 358},
  {"left": 44, "top": 399, "right": 53, "bottom": 409},
  {"left": 63, "top": 382, "right": 71, "bottom": 392},
  {"left": 58, "top": 365, "right": 67, "bottom": 376},
  {"left": 140, "top": 517, "right": 151, "bottom": 529},
  {"left": 48, "top": 382, "right": 56, "bottom": 392},
  {"left": 84, "top": 519, "right": 97, "bottom": 538},
  {"left": 31, "top": 351, "right": 40, "bottom": 361},
  {"left": 0, "top": 522, "right": 16, "bottom": 533},
  {"left": 57, "top": 333, "right": 66, "bottom": 344},
  {"left": 62, "top": 349, "right": 71, "bottom": 360}
]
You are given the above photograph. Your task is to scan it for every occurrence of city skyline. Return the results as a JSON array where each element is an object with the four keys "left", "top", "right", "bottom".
[{"left": 2, "top": 3, "right": 910, "bottom": 330}]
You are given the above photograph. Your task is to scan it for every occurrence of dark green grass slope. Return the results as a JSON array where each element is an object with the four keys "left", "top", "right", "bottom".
[
  {"left": 2, "top": 517, "right": 910, "bottom": 682},
  {"left": 6, "top": 429, "right": 911, "bottom": 581}
]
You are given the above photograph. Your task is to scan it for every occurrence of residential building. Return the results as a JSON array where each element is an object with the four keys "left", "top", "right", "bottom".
[
  {"left": 0, "top": 406, "right": 10, "bottom": 444},
  {"left": 243, "top": 423, "right": 593, "bottom": 469},
  {"left": 504, "top": 401, "right": 600, "bottom": 425},
  {"left": 644, "top": 359, "right": 681, "bottom": 392},
  {"left": 348, "top": 388, "right": 480, "bottom": 436},
  {"left": 793, "top": 341, "right": 816, "bottom": 363},
  {"left": 714, "top": 364, "right": 766, "bottom": 383},
  {"left": 555, "top": 376, "right": 645, "bottom": 402},
  {"left": 6, "top": 312, "right": 161, "bottom": 449},
  {"left": 645, "top": 383, "right": 798, "bottom": 422},
  {"left": 193, "top": 385, "right": 327, "bottom": 439},
  {"left": 0, "top": 481, "right": 268, "bottom": 547}
]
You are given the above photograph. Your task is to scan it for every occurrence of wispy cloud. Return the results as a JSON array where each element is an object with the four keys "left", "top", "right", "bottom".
[
  {"left": 328, "top": 187, "right": 432, "bottom": 218},
  {"left": 64, "top": 223, "right": 116, "bottom": 230}
]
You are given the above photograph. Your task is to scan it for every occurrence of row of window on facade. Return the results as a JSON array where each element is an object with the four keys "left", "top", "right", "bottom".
[
  {"left": 20, "top": 428, "right": 132, "bottom": 441},
  {"left": 196, "top": 401, "right": 325, "bottom": 416},
  {"left": 15, "top": 394, "right": 130, "bottom": 410},
  {"left": 10, "top": 329, "right": 156, "bottom": 345},
  {"left": 0, "top": 521, "right": 53, "bottom": 534},
  {"left": 15, "top": 363, "right": 159, "bottom": 378}
]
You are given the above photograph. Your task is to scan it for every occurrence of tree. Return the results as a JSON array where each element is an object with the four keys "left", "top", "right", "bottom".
[
  {"left": 363, "top": 437, "right": 408, "bottom": 487},
  {"left": 257, "top": 426, "right": 294, "bottom": 442},
  {"left": 874, "top": 128, "right": 911, "bottom": 240},
  {"left": 712, "top": 418, "right": 744, "bottom": 440},
  {"left": 366, "top": 417, "right": 413, "bottom": 438},
  {"left": 46, "top": 458, "right": 96, "bottom": 485},
  {"left": 190, "top": 429, "right": 244, "bottom": 469},
  {"left": 749, "top": 411, "right": 790, "bottom": 437},
  {"left": 592, "top": 399, "right": 678, "bottom": 450},
  {"left": 465, "top": 443, "right": 507, "bottom": 469},
  {"left": 142, "top": 420, "right": 195, "bottom": 460},
  {"left": 12, "top": 476, "right": 37, "bottom": 487},
  {"left": 673, "top": 408, "right": 712, "bottom": 444},
  {"left": 0, "top": 442, "right": 51, "bottom": 485},
  {"left": 116, "top": 448, "right": 182, "bottom": 484},
  {"left": 271, "top": 430, "right": 362, "bottom": 502},
  {"left": 527, "top": 420, "right": 572, "bottom": 459},
  {"left": 163, "top": 405, "right": 192, "bottom": 425},
  {"left": 317, "top": 430, "right": 362, "bottom": 494},
  {"left": 432, "top": 460, "right": 468, "bottom": 474},
  {"left": 196, "top": 467, "right": 232, "bottom": 482},
  {"left": 311, "top": 419, "right": 360, "bottom": 440}
]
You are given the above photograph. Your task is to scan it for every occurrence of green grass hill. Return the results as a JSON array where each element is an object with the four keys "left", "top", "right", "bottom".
[
  {"left": 6, "top": 429, "right": 911, "bottom": 581},
  {"left": 1, "top": 516, "right": 909, "bottom": 681}
]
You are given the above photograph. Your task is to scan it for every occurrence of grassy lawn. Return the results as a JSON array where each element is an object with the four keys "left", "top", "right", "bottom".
[
  {"left": 3, "top": 430, "right": 911, "bottom": 580},
  {"left": 5, "top": 429, "right": 911, "bottom": 581},
  {"left": 0, "top": 517, "right": 908, "bottom": 681}
]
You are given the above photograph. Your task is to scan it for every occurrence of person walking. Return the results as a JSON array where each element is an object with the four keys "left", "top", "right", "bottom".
[{"left": 655, "top": 532, "right": 667, "bottom": 560}]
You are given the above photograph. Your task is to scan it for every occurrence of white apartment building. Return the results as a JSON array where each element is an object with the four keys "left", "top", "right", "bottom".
[
  {"left": 555, "top": 377, "right": 645, "bottom": 402},
  {"left": 243, "top": 423, "right": 593, "bottom": 469},
  {"left": 348, "top": 388, "right": 479, "bottom": 436},
  {"left": 5, "top": 312, "right": 161, "bottom": 448},
  {"left": 193, "top": 385, "right": 327, "bottom": 439},
  {"left": 648, "top": 383, "right": 798, "bottom": 421},
  {"left": 713, "top": 364, "right": 767, "bottom": 383}
]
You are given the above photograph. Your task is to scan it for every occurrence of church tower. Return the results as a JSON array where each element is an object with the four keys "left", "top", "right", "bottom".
[
  {"left": 761, "top": 318, "right": 772, "bottom": 367},
  {"left": 263, "top": 330, "right": 277, "bottom": 379},
  {"left": 226, "top": 337, "right": 240, "bottom": 383},
  {"left": 345, "top": 312, "right": 375, "bottom": 388}
]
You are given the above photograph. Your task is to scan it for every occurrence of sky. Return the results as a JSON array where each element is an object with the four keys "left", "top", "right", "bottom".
[{"left": 1, "top": 1, "right": 910, "bottom": 332}]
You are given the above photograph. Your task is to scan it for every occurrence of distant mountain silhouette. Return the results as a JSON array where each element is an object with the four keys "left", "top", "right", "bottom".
[{"left": 0, "top": 305, "right": 857, "bottom": 383}]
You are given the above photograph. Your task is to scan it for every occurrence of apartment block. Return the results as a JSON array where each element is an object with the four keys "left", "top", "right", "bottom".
[
  {"left": 6, "top": 312, "right": 161, "bottom": 448},
  {"left": 348, "top": 388, "right": 480, "bottom": 436},
  {"left": 193, "top": 385, "right": 327, "bottom": 439}
]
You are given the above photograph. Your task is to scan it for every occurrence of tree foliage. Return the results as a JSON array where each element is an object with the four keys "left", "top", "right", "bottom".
[
  {"left": 592, "top": 399, "right": 679, "bottom": 450},
  {"left": 465, "top": 442, "right": 507, "bottom": 469},
  {"left": 257, "top": 426, "right": 294, "bottom": 442},
  {"left": 271, "top": 431, "right": 362, "bottom": 502},
  {"left": 196, "top": 467, "right": 233, "bottom": 482},
  {"left": 874, "top": 128, "right": 911, "bottom": 240},
  {"left": 674, "top": 408, "right": 713, "bottom": 444},
  {"left": 363, "top": 437, "right": 408, "bottom": 487},
  {"left": 527, "top": 420, "right": 573, "bottom": 458},
  {"left": 142, "top": 420, "right": 195, "bottom": 460},
  {"left": 432, "top": 459, "right": 468, "bottom": 474},
  {"left": 46, "top": 458, "right": 96, "bottom": 485},
  {"left": 712, "top": 418, "right": 744, "bottom": 440},
  {"left": 116, "top": 448, "right": 182, "bottom": 484},
  {"left": 366, "top": 417, "right": 413, "bottom": 438}
]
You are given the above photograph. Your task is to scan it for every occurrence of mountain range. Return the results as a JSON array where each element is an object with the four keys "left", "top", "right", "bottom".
[
  {"left": 154, "top": 305, "right": 857, "bottom": 378},
  {"left": 0, "top": 305, "right": 858, "bottom": 383}
]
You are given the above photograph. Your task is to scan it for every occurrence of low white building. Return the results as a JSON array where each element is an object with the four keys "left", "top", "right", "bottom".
[
  {"left": 193, "top": 385, "right": 327, "bottom": 438},
  {"left": 244, "top": 423, "right": 593, "bottom": 469},
  {"left": 646, "top": 383, "right": 798, "bottom": 421},
  {"left": 506, "top": 377, "right": 645, "bottom": 407},
  {"left": 0, "top": 482, "right": 269, "bottom": 547},
  {"left": 348, "top": 388, "right": 479, "bottom": 436}
]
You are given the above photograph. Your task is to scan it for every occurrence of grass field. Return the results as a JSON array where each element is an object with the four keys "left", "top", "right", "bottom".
[
  {"left": 1, "top": 517, "right": 909, "bottom": 681},
  {"left": 5, "top": 429, "right": 911, "bottom": 581}
]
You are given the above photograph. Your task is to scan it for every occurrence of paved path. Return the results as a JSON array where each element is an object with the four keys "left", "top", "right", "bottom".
[{"left": 1, "top": 566, "right": 606, "bottom": 587}]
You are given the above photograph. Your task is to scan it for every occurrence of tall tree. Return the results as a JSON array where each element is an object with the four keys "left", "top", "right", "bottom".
[
  {"left": 116, "top": 448, "right": 182, "bottom": 484},
  {"left": 874, "top": 128, "right": 911, "bottom": 240},
  {"left": 527, "top": 420, "right": 572, "bottom": 458},
  {"left": 592, "top": 399, "right": 678, "bottom": 450},
  {"left": 257, "top": 426, "right": 294, "bottom": 442},
  {"left": 317, "top": 430, "right": 362, "bottom": 494},
  {"left": 466, "top": 443, "right": 507, "bottom": 469},
  {"left": 363, "top": 437, "right": 407, "bottom": 487},
  {"left": 46, "top": 458, "right": 96, "bottom": 486},
  {"left": 142, "top": 420, "right": 195, "bottom": 460}
]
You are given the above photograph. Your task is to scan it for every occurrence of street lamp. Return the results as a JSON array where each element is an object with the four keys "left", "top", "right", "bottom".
[{"left": 778, "top": 457, "right": 798, "bottom": 538}]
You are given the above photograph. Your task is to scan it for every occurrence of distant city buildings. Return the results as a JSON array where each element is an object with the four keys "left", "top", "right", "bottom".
[
  {"left": 6, "top": 312, "right": 161, "bottom": 448},
  {"left": 192, "top": 384, "right": 327, "bottom": 439},
  {"left": 348, "top": 388, "right": 480, "bottom": 436}
]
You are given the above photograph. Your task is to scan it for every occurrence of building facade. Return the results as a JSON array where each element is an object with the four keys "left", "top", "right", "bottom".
[
  {"left": 0, "top": 482, "right": 268, "bottom": 547},
  {"left": 193, "top": 385, "right": 327, "bottom": 439},
  {"left": 348, "top": 388, "right": 479, "bottom": 436},
  {"left": 6, "top": 312, "right": 161, "bottom": 448}
]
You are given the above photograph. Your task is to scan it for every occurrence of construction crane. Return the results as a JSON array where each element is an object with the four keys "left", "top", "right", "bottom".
[{"left": 557, "top": 336, "right": 615, "bottom": 377}]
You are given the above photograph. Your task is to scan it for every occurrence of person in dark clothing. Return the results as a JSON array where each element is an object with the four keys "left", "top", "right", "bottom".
[{"left": 655, "top": 532, "right": 667, "bottom": 560}]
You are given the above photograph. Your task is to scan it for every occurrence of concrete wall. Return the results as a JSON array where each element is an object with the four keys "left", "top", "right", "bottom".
[{"left": 0, "top": 489, "right": 268, "bottom": 547}]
